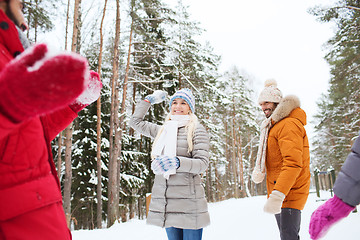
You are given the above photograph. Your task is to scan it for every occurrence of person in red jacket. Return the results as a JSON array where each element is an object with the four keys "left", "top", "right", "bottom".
[{"left": 0, "top": 0, "right": 102, "bottom": 239}]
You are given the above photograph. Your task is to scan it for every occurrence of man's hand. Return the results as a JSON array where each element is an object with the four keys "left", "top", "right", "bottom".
[{"left": 264, "top": 190, "right": 286, "bottom": 214}]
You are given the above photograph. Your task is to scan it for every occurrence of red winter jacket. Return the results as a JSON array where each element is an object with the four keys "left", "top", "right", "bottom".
[
  {"left": 0, "top": 9, "right": 74, "bottom": 239},
  {"left": 0, "top": 10, "right": 24, "bottom": 72},
  {"left": 0, "top": 108, "right": 77, "bottom": 220}
]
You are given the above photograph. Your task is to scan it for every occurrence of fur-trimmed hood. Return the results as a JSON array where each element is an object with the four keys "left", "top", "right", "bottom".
[{"left": 271, "top": 95, "right": 306, "bottom": 126}]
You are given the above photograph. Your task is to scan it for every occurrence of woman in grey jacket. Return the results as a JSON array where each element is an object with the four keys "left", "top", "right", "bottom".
[
  {"left": 309, "top": 132, "right": 360, "bottom": 239},
  {"left": 130, "top": 88, "right": 210, "bottom": 240}
]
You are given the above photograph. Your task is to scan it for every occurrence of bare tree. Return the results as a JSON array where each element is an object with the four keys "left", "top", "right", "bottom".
[
  {"left": 95, "top": 0, "right": 108, "bottom": 229},
  {"left": 118, "top": 17, "right": 134, "bottom": 222},
  {"left": 107, "top": 0, "right": 121, "bottom": 227},
  {"left": 64, "top": 0, "right": 81, "bottom": 228},
  {"left": 231, "top": 104, "right": 240, "bottom": 198},
  {"left": 56, "top": 0, "right": 71, "bottom": 186}
]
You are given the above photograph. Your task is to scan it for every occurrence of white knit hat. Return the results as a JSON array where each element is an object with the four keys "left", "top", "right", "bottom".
[{"left": 258, "top": 79, "right": 283, "bottom": 104}]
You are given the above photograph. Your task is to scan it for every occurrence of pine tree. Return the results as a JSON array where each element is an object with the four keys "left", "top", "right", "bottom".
[
  {"left": 39, "top": 0, "right": 266, "bottom": 228},
  {"left": 69, "top": 38, "right": 112, "bottom": 229},
  {"left": 311, "top": 0, "right": 360, "bottom": 172},
  {"left": 23, "top": 0, "right": 54, "bottom": 42},
  {"left": 215, "top": 67, "right": 260, "bottom": 199},
  {"left": 122, "top": 0, "right": 175, "bottom": 221}
]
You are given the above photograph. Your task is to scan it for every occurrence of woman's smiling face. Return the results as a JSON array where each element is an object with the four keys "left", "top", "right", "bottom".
[{"left": 170, "top": 98, "right": 191, "bottom": 115}]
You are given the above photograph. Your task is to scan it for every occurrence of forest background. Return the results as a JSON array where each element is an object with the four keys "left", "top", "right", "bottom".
[{"left": 21, "top": 0, "right": 359, "bottom": 230}]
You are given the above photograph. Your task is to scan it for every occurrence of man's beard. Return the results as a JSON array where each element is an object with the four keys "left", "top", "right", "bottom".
[{"left": 264, "top": 108, "right": 274, "bottom": 118}]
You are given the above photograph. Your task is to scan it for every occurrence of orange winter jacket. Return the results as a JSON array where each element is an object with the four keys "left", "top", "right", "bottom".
[{"left": 266, "top": 96, "right": 311, "bottom": 210}]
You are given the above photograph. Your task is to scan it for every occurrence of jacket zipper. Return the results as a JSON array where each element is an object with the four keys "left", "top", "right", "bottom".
[
  {"left": 190, "top": 174, "right": 195, "bottom": 195},
  {"left": 163, "top": 178, "right": 168, "bottom": 227}
]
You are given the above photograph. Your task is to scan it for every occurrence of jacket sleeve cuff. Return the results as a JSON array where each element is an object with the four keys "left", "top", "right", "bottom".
[{"left": 177, "top": 156, "right": 208, "bottom": 174}]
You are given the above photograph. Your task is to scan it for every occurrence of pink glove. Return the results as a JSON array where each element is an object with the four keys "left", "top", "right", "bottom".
[
  {"left": 309, "top": 195, "right": 355, "bottom": 240},
  {"left": 0, "top": 43, "right": 89, "bottom": 122},
  {"left": 69, "top": 70, "right": 102, "bottom": 113}
]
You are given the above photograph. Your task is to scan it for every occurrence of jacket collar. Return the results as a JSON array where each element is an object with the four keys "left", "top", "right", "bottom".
[{"left": 270, "top": 95, "right": 301, "bottom": 124}]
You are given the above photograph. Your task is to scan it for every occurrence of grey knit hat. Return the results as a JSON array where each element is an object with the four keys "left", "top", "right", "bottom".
[{"left": 258, "top": 79, "right": 283, "bottom": 104}]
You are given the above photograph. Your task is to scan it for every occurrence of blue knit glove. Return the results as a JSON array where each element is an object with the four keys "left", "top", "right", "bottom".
[
  {"left": 151, "top": 156, "right": 180, "bottom": 175},
  {"left": 145, "top": 90, "right": 168, "bottom": 104}
]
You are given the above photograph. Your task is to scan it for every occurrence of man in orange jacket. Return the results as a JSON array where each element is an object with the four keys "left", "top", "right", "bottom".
[
  {"left": 0, "top": 0, "right": 102, "bottom": 239},
  {"left": 252, "top": 79, "right": 311, "bottom": 240}
]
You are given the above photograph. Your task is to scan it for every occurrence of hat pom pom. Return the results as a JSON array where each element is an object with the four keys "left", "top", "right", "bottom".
[
  {"left": 251, "top": 168, "right": 265, "bottom": 184},
  {"left": 264, "top": 79, "right": 277, "bottom": 88}
]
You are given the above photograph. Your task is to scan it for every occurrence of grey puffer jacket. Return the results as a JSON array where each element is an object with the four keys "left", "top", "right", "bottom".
[
  {"left": 130, "top": 100, "right": 210, "bottom": 229},
  {"left": 333, "top": 132, "right": 360, "bottom": 207}
]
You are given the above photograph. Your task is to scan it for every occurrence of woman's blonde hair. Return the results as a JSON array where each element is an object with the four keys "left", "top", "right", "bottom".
[{"left": 152, "top": 113, "right": 198, "bottom": 154}]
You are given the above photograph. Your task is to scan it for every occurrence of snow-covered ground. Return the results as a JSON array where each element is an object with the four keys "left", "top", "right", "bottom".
[{"left": 72, "top": 191, "right": 360, "bottom": 240}]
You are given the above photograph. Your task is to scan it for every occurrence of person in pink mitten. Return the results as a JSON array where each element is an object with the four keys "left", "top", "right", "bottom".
[
  {"left": 0, "top": 0, "right": 102, "bottom": 239},
  {"left": 309, "top": 133, "right": 360, "bottom": 240}
]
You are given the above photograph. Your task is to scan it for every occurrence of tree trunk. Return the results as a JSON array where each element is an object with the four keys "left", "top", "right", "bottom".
[
  {"left": 231, "top": 106, "right": 239, "bottom": 198},
  {"left": 57, "top": 133, "right": 62, "bottom": 180},
  {"left": 237, "top": 126, "right": 245, "bottom": 197},
  {"left": 249, "top": 133, "right": 255, "bottom": 196},
  {"left": 64, "top": 0, "right": 81, "bottom": 228},
  {"left": 64, "top": 0, "right": 71, "bottom": 50},
  {"left": 95, "top": 0, "right": 108, "bottom": 229},
  {"left": 115, "top": 16, "right": 134, "bottom": 224},
  {"left": 56, "top": 0, "right": 71, "bottom": 189},
  {"left": 107, "top": 0, "right": 121, "bottom": 227},
  {"left": 34, "top": 0, "right": 38, "bottom": 42},
  {"left": 206, "top": 163, "right": 212, "bottom": 202},
  {"left": 63, "top": 125, "right": 73, "bottom": 228},
  {"left": 214, "top": 163, "right": 221, "bottom": 201},
  {"left": 224, "top": 117, "right": 231, "bottom": 198},
  {"left": 129, "top": 83, "right": 136, "bottom": 136}
]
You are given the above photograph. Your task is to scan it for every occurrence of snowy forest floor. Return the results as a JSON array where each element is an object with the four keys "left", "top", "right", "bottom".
[{"left": 72, "top": 190, "right": 360, "bottom": 240}]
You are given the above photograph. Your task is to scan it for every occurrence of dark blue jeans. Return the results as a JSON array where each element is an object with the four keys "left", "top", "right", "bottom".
[
  {"left": 275, "top": 208, "right": 301, "bottom": 240},
  {"left": 165, "top": 227, "right": 203, "bottom": 240}
]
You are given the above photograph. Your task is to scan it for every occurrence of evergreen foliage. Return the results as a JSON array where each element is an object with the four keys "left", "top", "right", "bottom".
[
  {"left": 215, "top": 67, "right": 262, "bottom": 198},
  {"left": 310, "top": 0, "right": 360, "bottom": 172},
  {"left": 23, "top": 0, "right": 55, "bottom": 42},
  {"left": 22, "top": 0, "right": 358, "bottom": 230},
  {"left": 42, "top": 0, "right": 263, "bottom": 229}
]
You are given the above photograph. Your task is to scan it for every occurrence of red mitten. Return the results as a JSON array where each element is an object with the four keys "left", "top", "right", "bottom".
[
  {"left": 0, "top": 43, "right": 89, "bottom": 122},
  {"left": 69, "top": 70, "right": 102, "bottom": 113}
]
